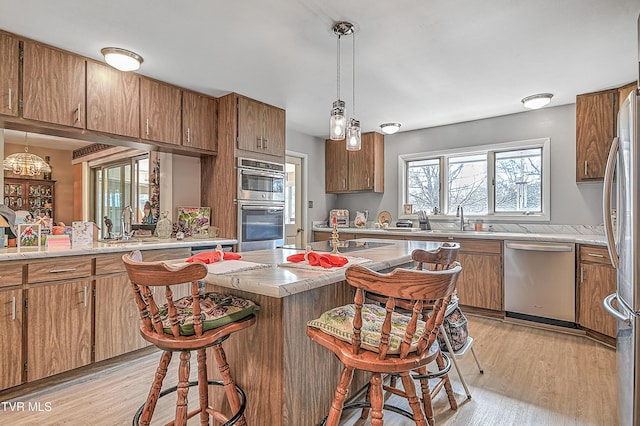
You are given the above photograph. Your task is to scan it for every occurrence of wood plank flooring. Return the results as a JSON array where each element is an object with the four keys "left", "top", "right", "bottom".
[{"left": 0, "top": 316, "right": 617, "bottom": 425}]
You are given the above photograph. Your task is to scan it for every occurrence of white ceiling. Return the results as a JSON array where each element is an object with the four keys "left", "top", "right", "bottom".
[{"left": 1, "top": 0, "right": 639, "bottom": 139}]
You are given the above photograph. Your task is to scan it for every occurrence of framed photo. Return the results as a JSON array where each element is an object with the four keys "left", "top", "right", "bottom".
[
  {"left": 17, "top": 223, "right": 41, "bottom": 251},
  {"left": 403, "top": 203, "right": 413, "bottom": 215}
]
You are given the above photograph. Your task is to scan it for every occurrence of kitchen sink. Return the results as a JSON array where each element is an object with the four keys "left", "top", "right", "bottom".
[
  {"left": 98, "top": 238, "right": 161, "bottom": 245},
  {"left": 382, "top": 227, "right": 423, "bottom": 233}
]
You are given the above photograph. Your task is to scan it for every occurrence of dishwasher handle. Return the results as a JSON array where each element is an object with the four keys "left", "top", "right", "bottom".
[{"left": 505, "top": 242, "right": 573, "bottom": 252}]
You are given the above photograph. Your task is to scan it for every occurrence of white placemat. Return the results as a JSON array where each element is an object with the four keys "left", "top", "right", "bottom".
[
  {"left": 172, "top": 260, "right": 271, "bottom": 275},
  {"left": 278, "top": 256, "right": 372, "bottom": 271}
]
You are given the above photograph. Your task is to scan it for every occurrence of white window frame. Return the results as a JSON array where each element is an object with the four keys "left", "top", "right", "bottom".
[{"left": 398, "top": 137, "right": 550, "bottom": 222}]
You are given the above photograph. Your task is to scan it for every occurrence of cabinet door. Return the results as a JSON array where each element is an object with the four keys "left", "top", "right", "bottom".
[
  {"left": 237, "top": 97, "right": 264, "bottom": 153},
  {"left": 0, "top": 33, "right": 19, "bottom": 116},
  {"left": 263, "top": 105, "right": 285, "bottom": 157},
  {"left": 86, "top": 61, "right": 140, "bottom": 138},
  {"left": 140, "top": 78, "right": 182, "bottom": 145},
  {"left": 182, "top": 91, "right": 217, "bottom": 151},
  {"left": 349, "top": 135, "right": 376, "bottom": 191},
  {"left": 95, "top": 273, "right": 149, "bottom": 362},
  {"left": 618, "top": 81, "right": 637, "bottom": 110},
  {"left": 455, "top": 252, "right": 502, "bottom": 311},
  {"left": 579, "top": 263, "right": 617, "bottom": 337},
  {"left": 27, "top": 279, "right": 92, "bottom": 381},
  {"left": 576, "top": 90, "right": 617, "bottom": 182},
  {"left": 325, "top": 139, "right": 349, "bottom": 193},
  {"left": 0, "top": 288, "right": 23, "bottom": 390},
  {"left": 22, "top": 41, "right": 85, "bottom": 128}
]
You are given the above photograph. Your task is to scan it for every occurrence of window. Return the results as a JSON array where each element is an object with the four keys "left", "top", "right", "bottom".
[{"left": 401, "top": 138, "right": 549, "bottom": 221}]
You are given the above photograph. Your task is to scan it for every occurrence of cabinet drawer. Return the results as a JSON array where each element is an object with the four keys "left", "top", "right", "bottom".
[
  {"left": 579, "top": 245, "right": 611, "bottom": 265},
  {"left": 0, "top": 262, "right": 23, "bottom": 287},
  {"left": 95, "top": 253, "right": 126, "bottom": 275},
  {"left": 458, "top": 239, "right": 501, "bottom": 254},
  {"left": 28, "top": 257, "right": 92, "bottom": 283},
  {"left": 139, "top": 248, "right": 191, "bottom": 262}
]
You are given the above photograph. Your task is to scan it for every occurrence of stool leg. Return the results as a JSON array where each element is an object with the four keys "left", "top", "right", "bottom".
[
  {"left": 369, "top": 373, "right": 384, "bottom": 426},
  {"left": 471, "top": 345, "right": 484, "bottom": 374},
  {"left": 440, "top": 325, "right": 472, "bottom": 399},
  {"left": 197, "top": 348, "right": 210, "bottom": 426},
  {"left": 212, "top": 343, "right": 246, "bottom": 426},
  {"left": 399, "top": 371, "right": 427, "bottom": 426},
  {"left": 415, "top": 366, "right": 434, "bottom": 426},
  {"left": 140, "top": 350, "right": 172, "bottom": 426},
  {"left": 175, "top": 351, "right": 191, "bottom": 426},
  {"left": 326, "top": 366, "right": 354, "bottom": 426},
  {"left": 436, "top": 351, "right": 458, "bottom": 410}
]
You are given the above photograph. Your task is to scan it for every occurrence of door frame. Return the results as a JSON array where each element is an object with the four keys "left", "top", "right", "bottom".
[{"left": 285, "top": 150, "right": 308, "bottom": 246}]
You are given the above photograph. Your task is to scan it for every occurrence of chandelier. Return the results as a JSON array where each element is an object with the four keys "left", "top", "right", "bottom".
[
  {"left": 329, "top": 21, "right": 361, "bottom": 150},
  {"left": 3, "top": 134, "right": 52, "bottom": 177}
]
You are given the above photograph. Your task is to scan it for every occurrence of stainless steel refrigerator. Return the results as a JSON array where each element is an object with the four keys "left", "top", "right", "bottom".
[{"left": 602, "top": 84, "right": 640, "bottom": 425}]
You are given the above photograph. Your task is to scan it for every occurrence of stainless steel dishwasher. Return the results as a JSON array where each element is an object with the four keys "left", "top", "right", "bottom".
[{"left": 504, "top": 241, "right": 576, "bottom": 326}]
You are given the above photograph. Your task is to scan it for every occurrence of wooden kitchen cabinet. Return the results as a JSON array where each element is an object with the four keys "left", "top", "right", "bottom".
[
  {"left": 237, "top": 96, "right": 286, "bottom": 157},
  {"left": 618, "top": 81, "right": 637, "bottom": 109},
  {"left": 575, "top": 89, "right": 618, "bottom": 182},
  {"left": 325, "top": 132, "right": 384, "bottom": 193},
  {"left": 0, "top": 287, "right": 23, "bottom": 390},
  {"left": 182, "top": 90, "right": 217, "bottom": 151},
  {"left": 26, "top": 278, "right": 92, "bottom": 381},
  {"left": 22, "top": 40, "right": 85, "bottom": 128},
  {"left": 86, "top": 61, "right": 140, "bottom": 138},
  {"left": 140, "top": 77, "right": 182, "bottom": 145},
  {"left": 578, "top": 245, "right": 616, "bottom": 338},
  {"left": 0, "top": 32, "right": 19, "bottom": 116},
  {"left": 3, "top": 178, "right": 55, "bottom": 222}
]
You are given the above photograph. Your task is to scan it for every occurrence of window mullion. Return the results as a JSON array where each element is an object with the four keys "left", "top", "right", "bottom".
[{"left": 488, "top": 151, "right": 496, "bottom": 215}]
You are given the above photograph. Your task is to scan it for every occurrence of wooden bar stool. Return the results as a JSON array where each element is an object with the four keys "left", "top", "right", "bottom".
[
  {"left": 307, "top": 259, "right": 462, "bottom": 425},
  {"left": 122, "top": 250, "right": 258, "bottom": 426}
]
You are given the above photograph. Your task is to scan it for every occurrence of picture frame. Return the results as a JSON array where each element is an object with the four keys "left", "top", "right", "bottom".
[
  {"left": 403, "top": 203, "right": 413, "bottom": 215},
  {"left": 17, "top": 223, "right": 41, "bottom": 251}
]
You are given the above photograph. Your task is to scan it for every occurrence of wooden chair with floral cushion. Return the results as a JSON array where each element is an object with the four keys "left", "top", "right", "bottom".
[
  {"left": 306, "top": 257, "right": 462, "bottom": 425},
  {"left": 122, "top": 250, "right": 259, "bottom": 426}
]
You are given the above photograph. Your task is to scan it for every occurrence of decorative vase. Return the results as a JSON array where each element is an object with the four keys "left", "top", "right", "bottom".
[{"left": 155, "top": 212, "right": 172, "bottom": 239}]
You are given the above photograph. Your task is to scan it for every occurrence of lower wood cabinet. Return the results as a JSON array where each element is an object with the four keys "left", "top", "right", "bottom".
[
  {"left": 0, "top": 287, "right": 23, "bottom": 389},
  {"left": 27, "top": 279, "right": 92, "bottom": 382},
  {"left": 94, "top": 273, "right": 149, "bottom": 362},
  {"left": 456, "top": 250, "right": 502, "bottom": 311},
  {"left": 578, "top": 245, "right": 616, "bottom": 338}
]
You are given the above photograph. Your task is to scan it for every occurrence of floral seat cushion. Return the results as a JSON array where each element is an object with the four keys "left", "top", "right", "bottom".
[
  {"left": 158, "top": 292, "right": 259, "bottom": 336},
  {"left": 307, "top": 303, "right": 426, "bottom": 354}
]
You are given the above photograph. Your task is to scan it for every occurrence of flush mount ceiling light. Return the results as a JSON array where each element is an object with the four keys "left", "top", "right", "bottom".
[
  {"left": 101, "top": 47, "right": 143, "bottom": 72},
  {"left": 380, "top": 123, "right": 401, "bottom": 134},
  {"left": 521, "top": 93, "right": 553, "bottom": 110},
  {"left": 3, "top": 133, "right": 52, "bottom": 177}
]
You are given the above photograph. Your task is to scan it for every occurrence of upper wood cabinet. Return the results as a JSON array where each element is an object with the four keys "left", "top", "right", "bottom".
[
  {"left": 325, "top": 132, "right": 384, "bottom": 194},
  {"left": 575, "top": 88, "right": 618, "bottom": 182},
  {"left": 86, "top": 61, "right": 140, "bottom": 138},
  {"left": 237, "top": 96, "right": 285, "bottom": 157},
  {"left": 618, "top": 81, "right": 637, "bottom": 110},
  {"left": 0, "top": 33, "right": 19, "bottom": 116},
  {"left": 140, "top": 78, "right": 182, "bottom": 145},
  {"left": 22, "top": 40, "right": 85, "bottom": 128},
  {"left": 182, "top": 91, "right": 217, "bottom": 151}
]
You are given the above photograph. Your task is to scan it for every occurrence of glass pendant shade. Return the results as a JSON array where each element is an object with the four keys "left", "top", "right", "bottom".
[
  {"left": 3, "top": 147, "right": 52, "bottom": 177},
  {"left": 330, "top": 100, "right": 346, "bottom": 140},
  {"left": 346, "top": 118, "right": 361, "bottom": 151}
]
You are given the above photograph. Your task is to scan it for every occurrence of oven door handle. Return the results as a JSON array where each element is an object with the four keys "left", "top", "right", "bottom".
[
  {"left": 241, "top": 205, "right": 284, "bottom": 212},
  {"left": 239, "top": 169, "right": 284, "bottom": 179}
]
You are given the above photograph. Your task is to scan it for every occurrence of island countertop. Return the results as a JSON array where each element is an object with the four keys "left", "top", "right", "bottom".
[{"left": 199, "top": 239, "right": 443, "bottom": 298}]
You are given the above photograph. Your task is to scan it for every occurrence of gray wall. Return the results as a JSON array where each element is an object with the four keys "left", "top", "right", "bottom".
[{"left": 304, "top": 103, "right": 604, "bottom": 226}]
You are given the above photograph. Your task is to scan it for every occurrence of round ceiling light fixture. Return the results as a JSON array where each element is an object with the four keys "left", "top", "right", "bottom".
[
  {"left": 380, "top": 123, "right": 401, "bottom": 134},
  {"left": 101, "top": 47, "right": 144, "bottom": 72},
  {"left": 521, "top": 93, "right": 553, "bottom": 110}
]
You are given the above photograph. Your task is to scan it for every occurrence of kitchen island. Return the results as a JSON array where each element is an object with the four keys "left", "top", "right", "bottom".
[{"left": 199, "top": 238, "right": 443, "bottom": 426}]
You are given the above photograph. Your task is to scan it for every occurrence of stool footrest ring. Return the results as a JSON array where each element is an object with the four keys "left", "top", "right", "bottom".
[
  {"left": 133, "top": 379, "right": 246, "bottom": 426},
  {"left": 411, "top": 352, "right": 452, "bottom": 380}
]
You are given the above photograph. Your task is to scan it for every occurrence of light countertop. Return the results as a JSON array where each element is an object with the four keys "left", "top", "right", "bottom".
[
  {"left": 0, "top": 237, "right": 237, "bottom": 261},
  {"left": 312, "top": 226, "right": 607, "bottom": 246}
]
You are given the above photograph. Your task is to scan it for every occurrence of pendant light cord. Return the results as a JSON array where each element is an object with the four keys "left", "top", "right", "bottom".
[
  {"left": 336, "top": 35, "right": 341, "bottom": 100},
  {"left": 352, "top": 31, "right": 356, "bottom": 116}
]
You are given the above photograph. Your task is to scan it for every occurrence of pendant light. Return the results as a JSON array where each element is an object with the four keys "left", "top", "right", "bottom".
[
  {"left": 346, "top": 25, "right": 361, "bottom": 151},
  {"left": 330, "top": 22, "right": 355, "bottom": 142},
  {"left": 3, "top": 133, "right": 52, "bottom": 177}
]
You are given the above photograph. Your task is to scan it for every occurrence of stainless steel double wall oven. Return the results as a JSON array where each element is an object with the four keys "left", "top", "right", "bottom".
[{"left": 236, "top": 157, "right": 285, "bottom": 251}]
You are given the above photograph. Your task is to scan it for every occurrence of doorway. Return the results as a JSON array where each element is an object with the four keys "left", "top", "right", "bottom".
[{"left": 285, "top": 153, "right": 306, "bottom": 246}]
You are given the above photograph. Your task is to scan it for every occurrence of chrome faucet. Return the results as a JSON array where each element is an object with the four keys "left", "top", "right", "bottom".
[
  {"left": 456, "top": 205, "right": 465, "bottom": 231},
  {"left": 121, "top": 205, "right": 133, "bottom": 240}
]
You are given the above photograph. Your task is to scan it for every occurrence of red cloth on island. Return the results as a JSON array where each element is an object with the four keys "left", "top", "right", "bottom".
[
  {"left": 286, "top": 251, "right": 349, "bottom": 268},
  {"left": 185, "top": 251, "right": 242, "bottom": 264}
]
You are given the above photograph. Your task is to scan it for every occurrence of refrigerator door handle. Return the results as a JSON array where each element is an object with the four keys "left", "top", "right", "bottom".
[
  {"left": 603, "top": 136, "right": 620, "bottom": 269},
  {"left": 603, "top": 293, "right": 631, "bottom": 325}
]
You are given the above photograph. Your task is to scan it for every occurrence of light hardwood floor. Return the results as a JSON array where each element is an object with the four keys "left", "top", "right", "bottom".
[{"left": 0, "top": 316, "right": 617, "bottom": 425}]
